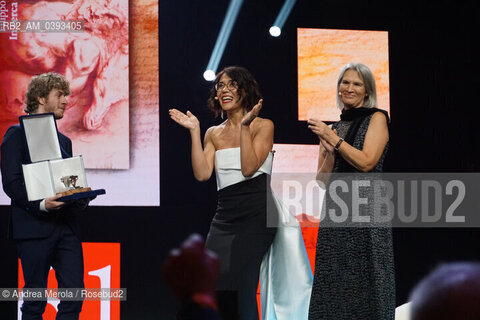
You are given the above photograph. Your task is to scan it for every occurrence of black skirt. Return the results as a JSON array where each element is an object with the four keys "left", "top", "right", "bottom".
[{"left": 206, "top": 173, "right": 277, "bottom": 320}]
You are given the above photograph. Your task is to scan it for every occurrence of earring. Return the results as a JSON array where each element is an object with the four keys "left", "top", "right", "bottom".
[{"left": 221, "top": 110, "right": 224, "bottom": 119}]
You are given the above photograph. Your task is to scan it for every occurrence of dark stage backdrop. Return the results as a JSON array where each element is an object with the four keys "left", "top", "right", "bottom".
[{"left": 2, "top": 0, "right": 480, "bottom": 319}]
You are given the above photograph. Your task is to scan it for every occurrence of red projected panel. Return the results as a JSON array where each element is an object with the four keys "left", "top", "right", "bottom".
[
  {"left": 18, "top": 242, "right": 121, "bottom": 320},
  {"left": 298, "top": 28, "right": 390, "bottom": 121},
  {"left": 0, "top": 0, "right": 130, "bottom": 169},
  {"left": 0, "top": 0, "right": 159, "bottom": 206}
]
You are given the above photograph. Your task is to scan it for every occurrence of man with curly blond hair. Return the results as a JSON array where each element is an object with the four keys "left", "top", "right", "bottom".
[{"left": 1, "top": 72, "right": 86, "bottom": 320}]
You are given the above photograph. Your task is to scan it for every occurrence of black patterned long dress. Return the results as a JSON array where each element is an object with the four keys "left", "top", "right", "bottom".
[{"left": 308, "top": 112, "right": 396, "bottom": 320}]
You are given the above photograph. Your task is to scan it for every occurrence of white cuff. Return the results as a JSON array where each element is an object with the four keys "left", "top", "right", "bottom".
[{"left": 40, "top": 199, "right": 48, "bottom": 212}]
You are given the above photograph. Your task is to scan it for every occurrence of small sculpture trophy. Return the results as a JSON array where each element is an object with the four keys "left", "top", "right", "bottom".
[
  {"left": 61, "top": 175, "right": 79, "bottom": 189},
  {"left": 59, "top": 175, "right": 91, "bottom": 196}
]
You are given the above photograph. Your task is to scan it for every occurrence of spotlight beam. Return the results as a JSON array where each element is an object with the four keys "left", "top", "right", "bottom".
[
  {"left": 270, "top": 0, "right": 297, "bottom": 36},
  {"left": 204, "top": 0, "right": 244, "bottom": 80}
]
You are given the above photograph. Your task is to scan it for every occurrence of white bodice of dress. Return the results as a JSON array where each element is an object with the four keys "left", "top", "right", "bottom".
[{"left": 215, "top": 147, "right": 273, "bottom": 191}]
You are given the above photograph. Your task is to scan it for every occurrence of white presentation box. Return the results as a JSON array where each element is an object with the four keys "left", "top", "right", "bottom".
[{"left": 20, "top": 113, "right": 105, "bottom": 202}]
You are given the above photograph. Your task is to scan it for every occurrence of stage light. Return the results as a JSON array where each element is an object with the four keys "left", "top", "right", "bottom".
[
  {"left": 269, "top": 26, "right": 281, "bottom": 37},
  {"left": 270, "top": 0, "right": 297, "bottom": 37},
  {"left": 204, "top": 0, "right": 244, "bottom": 81},
  {"left": 203, "top": 70, "right": 216, "bottom": 81}
]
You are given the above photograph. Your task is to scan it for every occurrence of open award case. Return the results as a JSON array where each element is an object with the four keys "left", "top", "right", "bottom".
[{"left": 20, "top": 113, "right": 105, "bottom": 202}]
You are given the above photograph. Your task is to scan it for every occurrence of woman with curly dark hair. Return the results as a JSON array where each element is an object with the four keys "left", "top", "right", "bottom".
[{"left": 170, "top": 66, "right": 312, "bottom": 320}]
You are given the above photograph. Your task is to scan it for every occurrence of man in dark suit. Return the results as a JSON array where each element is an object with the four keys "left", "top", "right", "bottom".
[{"left": 1, "top": 72, "right": 86, "bottom": 320}]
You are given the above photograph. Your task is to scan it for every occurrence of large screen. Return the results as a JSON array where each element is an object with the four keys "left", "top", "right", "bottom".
[{"left": 0, "top": 0, "right": 159, "bottom": 206}]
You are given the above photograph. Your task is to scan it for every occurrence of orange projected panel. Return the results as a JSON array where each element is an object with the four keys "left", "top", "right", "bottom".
[
  {"left": 298, "top": 28, "right": 390, "bottom": 121},
  {"left": 18, "top": 242, "right": 121, "bottom": 320}
]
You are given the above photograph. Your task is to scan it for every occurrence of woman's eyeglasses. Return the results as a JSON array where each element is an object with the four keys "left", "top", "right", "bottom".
[{"left": 215, "top": 80, "right": 239, "bottom": 91}]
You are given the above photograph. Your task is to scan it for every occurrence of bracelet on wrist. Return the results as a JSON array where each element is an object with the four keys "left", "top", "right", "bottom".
[{"left": 334, "top": 137, "right": 344, "bottom": 151}]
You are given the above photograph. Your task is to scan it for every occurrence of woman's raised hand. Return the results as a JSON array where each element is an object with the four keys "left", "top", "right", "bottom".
[
  {"left": 169, "top": 109, "right": 200, "bottom": 132},
  {"left": 241, "top": 99, "right": 263, "bottom": 126},
  {"left": 307, "top": 118, "right": 331, "bottom": 139},
  {"left": 320, "top": 129, "right": 337, "bottom": 154},
  {"left": 308, "top": 118, "right": 337, "bottom": 154}
]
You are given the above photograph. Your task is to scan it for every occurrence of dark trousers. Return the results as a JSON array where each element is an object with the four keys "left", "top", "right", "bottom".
[{"left": 17, "top": 224, "right": 84, "bottom": 320}]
